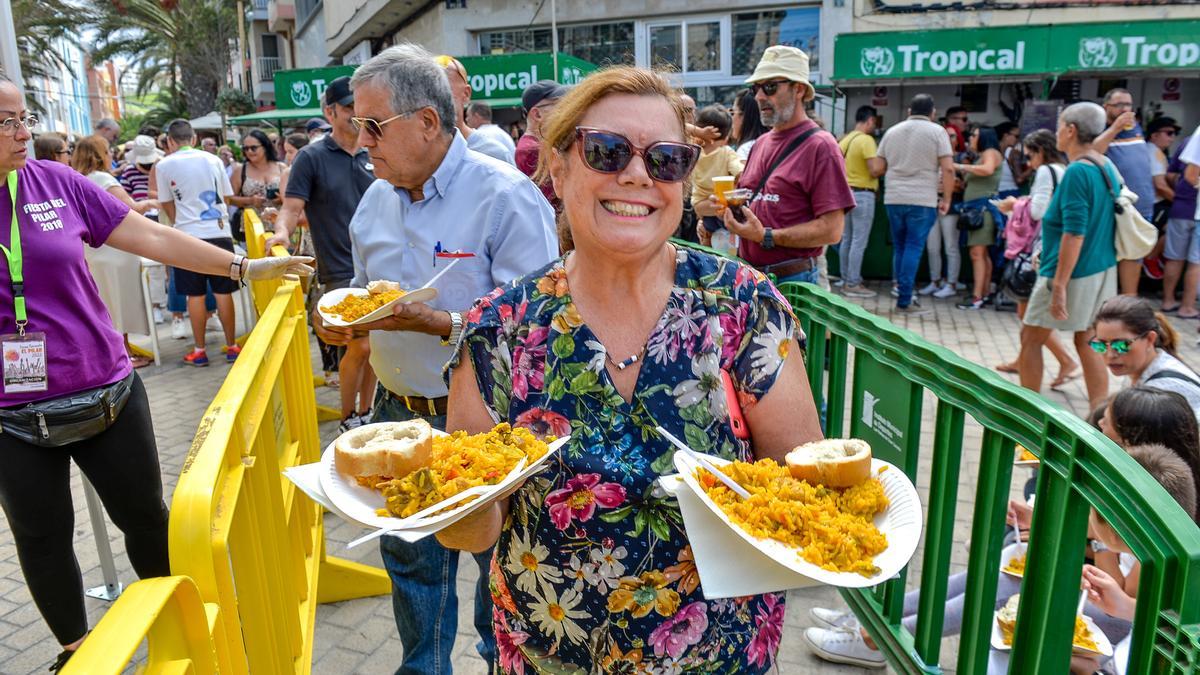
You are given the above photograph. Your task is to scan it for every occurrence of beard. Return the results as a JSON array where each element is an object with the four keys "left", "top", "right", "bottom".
[{"left": 762, "top": 95, "right": 797, "bottom": 128}]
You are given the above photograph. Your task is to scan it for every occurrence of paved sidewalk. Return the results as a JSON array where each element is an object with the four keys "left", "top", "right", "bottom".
[{"left": 1, "top": 283, "right": 1196, "bottom": 673}]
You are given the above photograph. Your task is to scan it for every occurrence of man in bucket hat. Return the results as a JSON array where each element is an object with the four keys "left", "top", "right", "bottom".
[{"left": 710, "top": 45, "right": 853, "bottom": 285}]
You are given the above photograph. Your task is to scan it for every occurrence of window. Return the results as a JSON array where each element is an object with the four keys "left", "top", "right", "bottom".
[
  {"left": 477, "top": 22, "right": 634, "bottom": 67},
  {"left": 296, "top": 0, "right": 321, "bottom": 25},
  {"left": 732, "top": 8, "right": 820, "bottom": 75},
  {"left": 646, "top": 17, "right": 725, "bottom": 75},
  {"left": 260, "top": 33, "right": 280, "bottom": 58}
]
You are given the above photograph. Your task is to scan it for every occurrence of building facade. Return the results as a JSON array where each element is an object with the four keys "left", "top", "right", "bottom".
[
  {"left": 826, "top": 0, "right": 1200, "bottom": 134},
  {"left": 245, "top": 0, "right": 297, "bottom": 108},
  {"left": 319, "top": 1, "right": 824, "bottom": 110},
  {"left": 26, "top": 37, "right": 92, "bottom": 138}
]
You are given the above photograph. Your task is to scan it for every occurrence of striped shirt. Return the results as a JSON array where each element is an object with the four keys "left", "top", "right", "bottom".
[{"left": 119, "top": 164, "right": 151, "bottom": 201}]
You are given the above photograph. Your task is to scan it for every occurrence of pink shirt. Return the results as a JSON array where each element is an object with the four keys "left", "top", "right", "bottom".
[{"left": 0, "top": 159, "right": 131, "bottom": 405}]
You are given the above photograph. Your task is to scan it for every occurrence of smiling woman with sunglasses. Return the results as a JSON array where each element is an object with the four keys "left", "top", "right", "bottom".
[
  {"left": 438, "top": 66, "right": 822, "bottom": 674},
  {"left": 1092, "top": 295, "right": 1200, "bottom": 421}
]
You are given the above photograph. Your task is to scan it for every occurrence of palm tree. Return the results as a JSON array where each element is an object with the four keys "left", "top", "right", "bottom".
[
  {"left": 89, "top": 0, "right": 235, "bottom": 117},
  {"left": 9, "top": 0, "right": 79, "bottom": 111}
]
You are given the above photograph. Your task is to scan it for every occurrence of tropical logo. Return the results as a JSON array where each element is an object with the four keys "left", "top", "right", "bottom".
[
  {"left": 860, "top": 47, "right": 896, "bottom": 76},
  {"left": 1079, "top": 38, "right": 1119, "bottom": 69},
  {"left": 290, "top": 81, "right": 313, "bottom": 107},
  {"left": 859, "top": 46, "right": 897, "bottom": 76}
]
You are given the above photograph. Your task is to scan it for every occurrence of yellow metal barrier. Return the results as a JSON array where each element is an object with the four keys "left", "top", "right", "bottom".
[
  {"left": 244, "top": 210, "right": 340, "bottom": 422},
  {"left": 66, "top": 279, "right": 390, "bottom": 673},
  {"left": 63, "top": 576, "right": 229, "bottom": 675}
]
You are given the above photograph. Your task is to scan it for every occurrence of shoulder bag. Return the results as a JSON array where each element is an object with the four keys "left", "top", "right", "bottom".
[
  {"left": 747, "top": 126, "right": 822, "bottom": 207},
  {"left": 230, "top": 162, "right": 247, "bottom": 242},
  {"left": 1076, "top": 155, "right": 1156, "bottom": 261}
]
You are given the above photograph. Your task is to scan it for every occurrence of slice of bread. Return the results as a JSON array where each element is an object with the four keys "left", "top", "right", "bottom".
[
  {"left": 785, "top": 438, "right": 872, "bottom": 488},
  {"left": 334, "top": 420, "right": 432, "bottom": 481},
  {"left": 996, "top": 594, "right": 1020, "bottom": 645}
]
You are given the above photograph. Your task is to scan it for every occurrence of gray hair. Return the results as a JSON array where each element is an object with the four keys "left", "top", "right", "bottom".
[
  {"left": 94, "top": 118, "right": 119, "bottom": 132},
  {"left": 1060, "top": 102, "right": 1106, "bottom": 143},
  {"left": 350, "top": 43, "right": 456, "bottom": 136}
]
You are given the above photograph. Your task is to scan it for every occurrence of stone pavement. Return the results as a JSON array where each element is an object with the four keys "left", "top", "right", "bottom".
[{"left": 1, "top": 282, "right": 1197, "bottom": 673}]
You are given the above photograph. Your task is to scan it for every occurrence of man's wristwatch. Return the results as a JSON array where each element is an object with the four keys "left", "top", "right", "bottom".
[
  {"left": 441, "top": 311, "right": 464, "bottom": 346},
  {"left": 761, "top": 228, "right": 775, "bottom": 249}
]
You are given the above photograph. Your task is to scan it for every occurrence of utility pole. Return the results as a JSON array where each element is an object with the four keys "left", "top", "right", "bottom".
[
  {"left": 0, "top": 0, "right": 23, "bottom": 88},
  {"left": 236, "top": 0, "right": 248, "bottom": 92},
  {"left": 550, "top": 0, "right": 558, "bottom": 82}
]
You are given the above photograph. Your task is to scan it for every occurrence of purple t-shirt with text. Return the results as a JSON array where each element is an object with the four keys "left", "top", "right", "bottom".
[{"left": 0, "top": 159, "right": 131, "bottom": 405}]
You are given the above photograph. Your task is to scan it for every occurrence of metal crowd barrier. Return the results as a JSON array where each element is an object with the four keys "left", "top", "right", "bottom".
[
  {"left": 63, "top": 278, "right": 390, "bottom": 674},
  {"left": 782, "top": 281, "right": 1200, "bottom": 674}
]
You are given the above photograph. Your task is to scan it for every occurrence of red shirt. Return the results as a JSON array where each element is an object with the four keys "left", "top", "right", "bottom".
[
  {"left": 515, "top": 133, "right": 558, "bottom": 208},
  {"left": 736, "top": 120, "right": 856, "bottom": 267}
]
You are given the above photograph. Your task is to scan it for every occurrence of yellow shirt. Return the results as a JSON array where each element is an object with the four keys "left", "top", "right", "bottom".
[
  {"left": 838, "top": 130, "right": 879, "bottom": 191},
  {"left": 691, "top": 145, "right": 744, "bottom": 204}
]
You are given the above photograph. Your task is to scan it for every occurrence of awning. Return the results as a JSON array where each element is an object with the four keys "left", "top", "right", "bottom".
[
  {"left": 228, "top": 107, "right": 324, "bottom": 125},
  {"left": 189, "top": 111, "right": 224, "bottom": 130},
  {"left": 475, "top": 97, "right": 523, "bottom": 110}
]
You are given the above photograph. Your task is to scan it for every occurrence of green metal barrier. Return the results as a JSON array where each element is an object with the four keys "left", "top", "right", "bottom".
[{"left": 782, "top": 281, "right": 1200, "bottom": 674}]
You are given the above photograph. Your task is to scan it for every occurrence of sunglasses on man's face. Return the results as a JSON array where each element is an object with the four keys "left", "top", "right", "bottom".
[
  {"left": 574, "top": 127, "right": 700, "bottom": 183},
  {"left": 350, "top": 109, "right": 421, "bottom": 139},
  {"left": 750, "top": 80, "right": 791, "bottom": 97},
  {"left": 1087, "top": 333, "right": 1147, "bottom": 354}
]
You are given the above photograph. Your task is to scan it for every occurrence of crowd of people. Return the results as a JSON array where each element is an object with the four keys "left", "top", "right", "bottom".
[{"left": 6, "top": 32, "right": 1200, "bottom": 674}]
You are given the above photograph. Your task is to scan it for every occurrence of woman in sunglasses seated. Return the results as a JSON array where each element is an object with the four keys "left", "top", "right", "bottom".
[
  {"left": 1091, "top": 295, "right": 1200, "bottom": 421},
  {"left": 436, "top": 67, "right": 823, "bottom": 673}
]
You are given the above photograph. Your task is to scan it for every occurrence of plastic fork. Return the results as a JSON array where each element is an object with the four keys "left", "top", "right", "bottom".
[
  {"left": 655, "top": 425, "right": 750, "bottom": 499},
  {"left": 420, "top": 258, "right": 461, "bottom": 290}
]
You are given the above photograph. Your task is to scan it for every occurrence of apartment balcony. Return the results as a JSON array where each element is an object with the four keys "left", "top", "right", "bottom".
[
  {"left": 268, "top": 0, "right": 295, "bottom": 33},
  {"left": 249, "top": 0, "right": 268, "bottom": 21},
  {"left": 258, "top": 56, "right": 282, "bottom": 82}
]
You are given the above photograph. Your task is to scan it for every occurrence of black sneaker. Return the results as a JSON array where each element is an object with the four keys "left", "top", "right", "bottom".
[{"left": 48, "top": 649, "right": 74, "bottom": 672}]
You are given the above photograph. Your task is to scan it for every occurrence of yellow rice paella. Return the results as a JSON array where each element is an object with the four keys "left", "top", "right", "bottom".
[
  {"left": 375, "top": 423, "right": 551, "bottom": 518},
  {"left": 697, "top": 458, "right": 889, "bottom": 576}
]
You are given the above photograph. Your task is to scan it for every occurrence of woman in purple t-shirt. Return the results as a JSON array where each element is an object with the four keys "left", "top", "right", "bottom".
[{"left": 0, "top": 77, "right": 313, "bottom": 670}]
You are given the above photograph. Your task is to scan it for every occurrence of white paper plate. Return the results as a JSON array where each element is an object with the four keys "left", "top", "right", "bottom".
[
  {"left": 673, "top": 451, "right": 923, "bottom": 589},
  {"left": 316, "top": 286, "right": 438, "bottom": 327},
  {"left": 318, "top": 425, "right": 568, "bottom": 532},
  {"left": 992, "top": 608, "right": 1113, "bottom": 658},
  {"left": 1000, "top": 542, "right": 1026, "bottom": 579}
]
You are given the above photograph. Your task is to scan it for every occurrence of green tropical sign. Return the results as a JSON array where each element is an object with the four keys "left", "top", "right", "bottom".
[
  {"left": 456, "top": 53, "right": 597, "bottom": 102},
  {"left": 273, "top": 66, "right": 356, "bottom": 110},
  {"left": 834, "top": 19, "right": 1200, "bottom": 81}
]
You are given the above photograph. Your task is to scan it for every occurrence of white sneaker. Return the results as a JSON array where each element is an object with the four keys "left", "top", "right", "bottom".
[
  {"left": 804, "top": 627, "right": 886, "bottom": 669},
  {"left": 918, "top": 281, "right": 941, "bottom": 296},
  {"left": 153, "top": 307, "right": 165, "bottom": 324},
  {"left": 171, "top": 317, "right": 187, "bottom": 340},
  {"left": 207, "top": 314, "right": 221, "bottom": 332},
  {"left": 933, "top": 284, "right": 958, "bottom": 299},
  {"left": 810, "top": 607, "right": 860, "bottom": 630},
  {"left": 890, "top": 285, "right": 899, "bottom": 298}
]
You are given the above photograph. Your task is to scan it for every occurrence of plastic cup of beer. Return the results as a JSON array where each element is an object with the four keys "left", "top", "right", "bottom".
[
  {"left": 712, "top": 176, "right": 736, "bottom": 206},
  {"left": 724, "top": 188, "right": 754, "bottom": 223}
]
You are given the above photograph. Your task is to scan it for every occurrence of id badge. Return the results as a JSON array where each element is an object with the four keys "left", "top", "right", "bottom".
[{"left": 1, "top": 331, "right": 48, "bottom": 393}]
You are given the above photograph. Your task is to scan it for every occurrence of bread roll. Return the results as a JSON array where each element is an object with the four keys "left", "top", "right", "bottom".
[
  {"left": 785, "top": 438, "right": 872, "bottom": 488},
  {"left": 334, "top": 420, "right": 432, "bottom": 480},
  {"left": 996, "top": 594, "right": 1020, "bottom": 644}
]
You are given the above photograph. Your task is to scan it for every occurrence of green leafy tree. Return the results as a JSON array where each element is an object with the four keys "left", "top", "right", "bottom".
[
  {"left": 9, "top": 0, "right": 78, "bottom": 112},
  {"left": 89, "top": 0, "right": 236, "bottom": 117}
]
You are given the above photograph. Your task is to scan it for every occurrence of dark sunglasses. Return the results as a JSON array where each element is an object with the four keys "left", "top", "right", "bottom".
[
  {"left": 242, "top": 144, "right": 262, "bottom": 151},
  {"left": 750, "top": 79, "right": 792, "bottom": 96},
  {"left": 574, "top": 127, "right": 699, "bottom": 183},
  {"left": 1087, "top": 333, "right": 1147, "bottom": 355}
]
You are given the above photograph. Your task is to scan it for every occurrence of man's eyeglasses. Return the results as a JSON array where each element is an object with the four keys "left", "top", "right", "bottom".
[
  {"left": 0, "top": 114, "right": 38, "bottom": 135},
  {"left": 574, "top": 127, "right": 700, "bottom": 183},
  {"left": 750, "top": 80, "right": 791, "bottom": 97},
  {"left": 1087, "top": 333, "right": 1147, "bottom": 354},
  {"left": 351, "top": 109, "right": 422, "bottom": 139}
]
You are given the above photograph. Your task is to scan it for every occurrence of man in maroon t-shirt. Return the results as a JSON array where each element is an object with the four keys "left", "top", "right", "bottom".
[
  {"left": 515, "top": 80, "right": 567, "bottom": 209},
  {"left": 718, "top": 46, "right": 854, "bottom": 284}
]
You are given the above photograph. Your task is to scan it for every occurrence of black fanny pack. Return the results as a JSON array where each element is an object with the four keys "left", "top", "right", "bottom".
[{"left": 0, "top": 372, "right": 135, "bottom": 447}]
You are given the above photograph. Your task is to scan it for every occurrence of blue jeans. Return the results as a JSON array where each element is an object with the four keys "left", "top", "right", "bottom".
[
  {"left": 886, "top": 204, "right": 939, "bottom": 307},
  {"left": 370, "top": 387, "right": 496, "bottom": 675},
  {"left": 775, "top": 267, "right": 821, "bottom": 286}
]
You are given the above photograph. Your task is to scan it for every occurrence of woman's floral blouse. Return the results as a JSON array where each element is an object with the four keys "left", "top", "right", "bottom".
[{"left": 449, "top": 247, "right": 800, "bottom": 674}]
